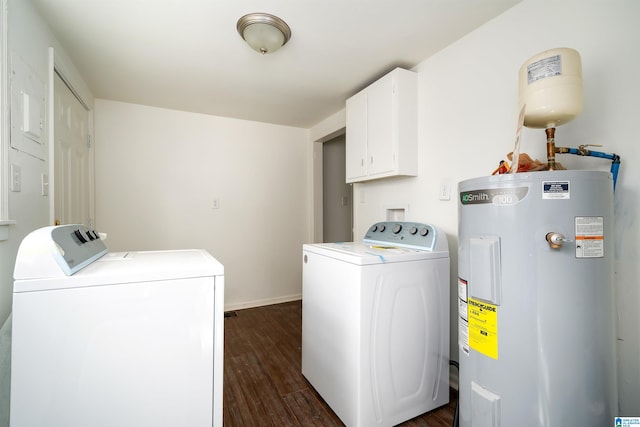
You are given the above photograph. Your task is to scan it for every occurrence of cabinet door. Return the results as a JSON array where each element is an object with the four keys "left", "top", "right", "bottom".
[
  {"left": 367, "top": 76, "right": 394, "bottom": 176},
  {"left": 345, "top": 91, "right": 368, "bottom": 182}
]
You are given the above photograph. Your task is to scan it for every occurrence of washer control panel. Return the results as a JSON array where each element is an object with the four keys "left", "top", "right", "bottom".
[{"left": 363, "top": 221, "right": 439, "bottom": 251}]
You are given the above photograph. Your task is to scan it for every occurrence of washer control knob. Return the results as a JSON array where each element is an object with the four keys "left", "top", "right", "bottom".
[
  {"left": 419, "top": 228, "right": 429, "bottom": 237},
  {"left": 392, "top": 224, "right": 402, "bottom": 234},
  {"left": 409, "top": 226, "right": 418, "bottom": 235},
  {"left": 379, "top": 225, "right": 386, "bottom": 232},
  {"left": 371, "top": 225, "right": 378, "bottom": 232}
]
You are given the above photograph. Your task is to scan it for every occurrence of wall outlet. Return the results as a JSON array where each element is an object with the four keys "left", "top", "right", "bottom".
[{"left": 212, "top": 198, "right": 220, "bottom": 209}]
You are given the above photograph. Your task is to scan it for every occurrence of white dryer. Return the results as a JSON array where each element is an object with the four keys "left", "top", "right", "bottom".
[
  {"left": 302, "top": 221, "right": 450, "bottom": 427},
  {"left": 11, "top": 224, "right": 224, "bottom": 427}
]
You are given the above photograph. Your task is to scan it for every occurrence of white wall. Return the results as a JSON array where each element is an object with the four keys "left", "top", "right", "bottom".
[
  {"left": 352, "top": 0, "right": 639, "bottom": 415},
  {"left": 94, "top": 100, "right": 310, "bottom": 310},
  {"left": 0, "top": 0, "right": 93, "bottom": 327}
]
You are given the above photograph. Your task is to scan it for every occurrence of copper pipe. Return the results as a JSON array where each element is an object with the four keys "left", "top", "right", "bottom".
[{"left": 546, "top": 127, "right": 556, "bottom": 170}]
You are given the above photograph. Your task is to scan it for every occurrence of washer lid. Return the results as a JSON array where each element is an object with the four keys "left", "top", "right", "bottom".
[
  {"left": 14, "top": 225, "right": 224, "bottom": 292},
  {"left": 303, "top": 221, "right": 449, "bottom": 265},
  {"left": 303, "top": 242, "right": 448, "bottom": 265},
  {"left": 14, "top": 249, "right": 224, "bottom": 292}
]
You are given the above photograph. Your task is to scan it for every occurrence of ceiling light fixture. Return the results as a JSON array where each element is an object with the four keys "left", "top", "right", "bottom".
[{"left": 236, "top": 13, "right": 291, "bottom": 55}]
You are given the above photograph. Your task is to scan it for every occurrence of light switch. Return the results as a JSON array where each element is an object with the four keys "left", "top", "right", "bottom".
[
  {"left": 22, "top": 91, "right": 43, "bottom": 140},
  {"left": 10, "top": 164, "right": 21, "bottom": 192},
  {"left": 41, "top": 173, "right": 49, "bottom": 196},
  {"left": 439, "top": 181, "right": 451, "bottom": 201}
]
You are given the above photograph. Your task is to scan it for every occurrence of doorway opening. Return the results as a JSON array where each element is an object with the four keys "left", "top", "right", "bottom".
[{"left": 322, "top": 134, "right": 352, "bottom": 243}]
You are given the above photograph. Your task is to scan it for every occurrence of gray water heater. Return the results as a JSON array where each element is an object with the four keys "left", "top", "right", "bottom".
[{"left": 457, "top": 170, "right": 617, "bottom": 426}]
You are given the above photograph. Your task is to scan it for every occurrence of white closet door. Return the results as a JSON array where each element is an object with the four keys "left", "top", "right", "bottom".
[{"left": 53, "top": 72, "right": 91, "bottom": 226}]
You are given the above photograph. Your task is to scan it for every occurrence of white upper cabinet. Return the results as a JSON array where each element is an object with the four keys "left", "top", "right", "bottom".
[{"left": 345, "top": 68, "right": 418, "bottom": 183}]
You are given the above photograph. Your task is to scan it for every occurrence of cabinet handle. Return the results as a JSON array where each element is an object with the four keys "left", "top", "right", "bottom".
[
  {"left": 361, "top": 158, "right": 364, "bottom": 167},
  {"left": 370, "top": 156, "right": 374, "bottom": 165}
]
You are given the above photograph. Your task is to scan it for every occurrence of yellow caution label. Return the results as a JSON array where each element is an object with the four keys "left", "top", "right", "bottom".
[{"left": 468, "top": 297, "right": 498, "bottom": 359}]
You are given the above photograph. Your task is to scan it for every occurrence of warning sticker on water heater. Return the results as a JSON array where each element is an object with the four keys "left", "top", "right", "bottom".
[
  {"left": 458, "top": 278, "right": 470, "bottom": 356},
  {"left": 575, "top": 216, "right": 605, "bottom": 258},
  {"left": 542, "top": 180, "right": 570, "bottom": 199},
  {"left": 468, "top": 297, "right": 498, "bottom": 360}
]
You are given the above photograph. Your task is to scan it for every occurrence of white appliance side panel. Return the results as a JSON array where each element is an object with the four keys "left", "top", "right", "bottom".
[
  {"left": 11, "top": 277, "right": 218, "bottom": 427},
  {"left": 213, "top": 275, "right": 224, "bottom": 427},
  {"left": 302, "top": 250, "right": 361, "bottom": 427},
  {"left": 302, "top": 250, "right": 450, "bottom": 427},
  {"left": 363, "top": 258, "right": 450, "bottom": 426}
]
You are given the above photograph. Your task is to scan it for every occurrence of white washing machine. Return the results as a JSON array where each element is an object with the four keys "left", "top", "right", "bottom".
[
  {"left": 301, "top": 221, "right": 450, "bottom": 427},
  {"left": 11, "top": 224, "right": 224, "bottom": 427}
]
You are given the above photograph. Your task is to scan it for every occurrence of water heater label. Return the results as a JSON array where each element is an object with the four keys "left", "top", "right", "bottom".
[
  {"left": 458, "top": 278, "right": 470, "bottom": 356},
  {"left": 542, "top": 181, "right": 570, "bottom": 199},
  {"left": 575, "top": 216, "right": 605, "bottom": 258},
  {"left": 468, "top": 297, "right": 498, "bottom": 360}
]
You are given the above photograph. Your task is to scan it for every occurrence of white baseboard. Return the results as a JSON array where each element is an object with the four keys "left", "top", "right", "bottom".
[{"left": 224, "top": 294, "right": 302, "bottom": 312}]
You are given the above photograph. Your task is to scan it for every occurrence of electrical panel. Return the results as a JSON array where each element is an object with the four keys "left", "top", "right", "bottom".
[{"left": 10, "top": 53, "right": 47, "bottom": 160}]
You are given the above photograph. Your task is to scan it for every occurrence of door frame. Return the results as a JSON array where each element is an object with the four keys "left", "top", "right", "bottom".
[
  {"left": 0, "top": 0, "right": 9, "bottom": 228},
  {"left": 309, "top": 110, "right": 350, "bottom": 243},
  {"left": 48, "top": 47, "right": 94, "bottom": 226},
  {"left": 321, "top": 133, "right": 352, "bottom": 243}
]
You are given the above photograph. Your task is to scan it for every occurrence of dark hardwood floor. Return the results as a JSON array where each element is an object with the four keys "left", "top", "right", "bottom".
[{"left": 223, "top": 300, "right": 457, "bottom": 426}]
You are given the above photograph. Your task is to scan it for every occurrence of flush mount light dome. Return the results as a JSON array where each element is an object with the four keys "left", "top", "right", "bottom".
[{"left": 237, "top": 13, "right": 291, "bottom": 54}]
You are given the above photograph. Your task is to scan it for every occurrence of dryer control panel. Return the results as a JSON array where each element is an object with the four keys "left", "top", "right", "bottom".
[
  {"left": 14, "top": 224, "right": 108, "bottom": 279},
  {"left": 363, "top": 221, "right": 445, "bottom": 251}
]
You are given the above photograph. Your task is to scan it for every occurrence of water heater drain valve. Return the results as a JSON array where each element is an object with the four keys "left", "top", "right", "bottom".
[{"left": 546, "top": 232, "right": 572, "bottom": 249}]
